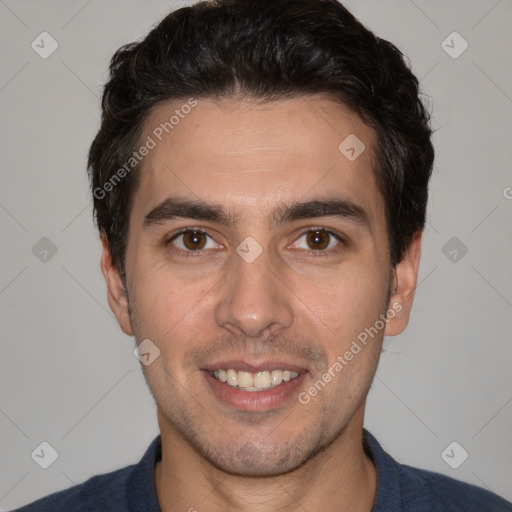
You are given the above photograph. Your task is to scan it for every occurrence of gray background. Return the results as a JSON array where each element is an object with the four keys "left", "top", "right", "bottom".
[{"left": 0, "top": 0, "right": 511, "bottom": 509}]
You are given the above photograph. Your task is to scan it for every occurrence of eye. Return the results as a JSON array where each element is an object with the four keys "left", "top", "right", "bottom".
[
  {"left": 167, "top": 229, "right": 220, "bottom": 253},
  {"left": 291, "top": 228, "right": 344, "bottom": 254},
  {"left": 166, "top": 227, "right": 344, "bottom": 257}
]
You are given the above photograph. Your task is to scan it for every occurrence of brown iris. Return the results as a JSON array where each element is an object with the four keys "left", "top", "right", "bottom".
[
  {"left": 182, "top": 230, "right": 207, "bottom": 250},
  {"left": 306, "top": 230, "right": 330, "bottom": 250}
]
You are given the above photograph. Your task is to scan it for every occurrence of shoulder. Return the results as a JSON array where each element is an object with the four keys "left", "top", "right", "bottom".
[
  {"left": 11, "top": 435, "right": 161, "bottom": 512},
  {"left": 363, "top": 429, "right": 512, "bottom": 512},
  {"left": 11, "top": 464, "right": 134, "bottom": 512},
  {"left": 397, "top": 462, "right": 512, "bottom": 511}
]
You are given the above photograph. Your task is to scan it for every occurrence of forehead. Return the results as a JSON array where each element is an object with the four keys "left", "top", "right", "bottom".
[{"left": 131, "top": 96, "right": 383, "bottom": 229}]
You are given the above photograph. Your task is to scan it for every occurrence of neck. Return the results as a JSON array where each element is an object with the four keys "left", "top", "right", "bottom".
[{"left": 154, "top": 408, "right": 377, "bottom": 512}]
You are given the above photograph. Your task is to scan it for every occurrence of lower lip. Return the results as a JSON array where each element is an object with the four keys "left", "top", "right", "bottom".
[{"left": 202, "top": 370, "right": 308, "bottom": 412}]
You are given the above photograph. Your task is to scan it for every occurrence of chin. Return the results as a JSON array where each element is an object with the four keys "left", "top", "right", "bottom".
[
  {"left": 188, "top": 426, "right": 335, "bottom": 478},
  {"left": 202, "top": 445, "right": 309, "bottom": 478}
]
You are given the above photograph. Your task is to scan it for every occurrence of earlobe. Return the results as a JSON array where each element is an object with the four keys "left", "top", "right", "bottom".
[
  {"left": 384, "top": 232, "right": 422, "bottom": 337},
  {"left": 100, "top": 233, "right": 133, "bottom": 336}
]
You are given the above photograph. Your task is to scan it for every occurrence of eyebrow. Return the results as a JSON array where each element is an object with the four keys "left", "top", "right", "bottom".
[{"left": 143, "top": 196, "right": 371, "bottom": 231}]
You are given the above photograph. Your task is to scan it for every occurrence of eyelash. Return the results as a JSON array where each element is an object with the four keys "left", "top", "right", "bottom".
[{"left": 165, "top": 227, "right": 346, "bottom": 258}]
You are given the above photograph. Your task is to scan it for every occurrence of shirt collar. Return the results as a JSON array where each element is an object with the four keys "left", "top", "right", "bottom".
[{"left": 363, "top": 428, "right": 403, "bottom": 511}]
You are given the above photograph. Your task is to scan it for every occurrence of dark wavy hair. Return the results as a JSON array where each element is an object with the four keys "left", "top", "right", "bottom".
[{"left": 88, "top": 0, "right": 434, "bottom": 279}]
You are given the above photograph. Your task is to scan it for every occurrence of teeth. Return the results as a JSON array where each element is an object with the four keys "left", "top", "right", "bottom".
[
  {"left": 254, "top": 371, "right": 272, "bottom": 388},
  {"left": 271, "top": 370, "right": 283, "bottom": 386},
  {"left": 227, "top": 369, "right": 237, "bottom": 387},
  {"left": 211, "top": 369, "right": 299, "bottom": 390},
  {"left": 237, "top": 371, "right": 253, "bottom": 388}
]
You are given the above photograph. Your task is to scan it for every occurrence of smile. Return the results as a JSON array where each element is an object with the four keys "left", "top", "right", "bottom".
[{"left": 209, "top": 369, "right": 300, "bottom": 391}]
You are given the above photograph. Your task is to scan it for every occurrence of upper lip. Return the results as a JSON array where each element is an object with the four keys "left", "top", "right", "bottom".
[{"left": 202, "top": 359, "right": 308, "bottom": 374}]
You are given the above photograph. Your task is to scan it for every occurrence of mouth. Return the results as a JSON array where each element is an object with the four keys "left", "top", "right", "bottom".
[{"left": 201, "top": 361, "right": 308, "bottom": 411}]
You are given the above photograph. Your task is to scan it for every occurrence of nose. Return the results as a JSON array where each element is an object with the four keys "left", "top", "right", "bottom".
[{"left": 214, "top": 244, "right": 294, "bottom": 339}]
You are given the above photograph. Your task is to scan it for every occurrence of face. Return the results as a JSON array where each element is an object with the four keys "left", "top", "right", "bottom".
[{"left": 102, "top": 96, "right": 420, "bottom": 477}]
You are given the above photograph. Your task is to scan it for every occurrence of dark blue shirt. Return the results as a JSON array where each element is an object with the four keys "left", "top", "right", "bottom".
[{"left": 13, "top": 429, "right": 512, "bottom": 511}]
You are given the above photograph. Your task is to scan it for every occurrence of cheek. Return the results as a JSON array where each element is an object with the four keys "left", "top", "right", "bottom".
[
  {"left": 306, "top": 263, "right": 389, "bottom": 338},
  {"left": 130, "top": 261, "right": 218, "bottom": 346}
]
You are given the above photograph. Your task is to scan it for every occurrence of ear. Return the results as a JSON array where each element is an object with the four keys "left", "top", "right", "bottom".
[
  {"left": 384, "top": 231, "right": 422, "bottom": 336},
  {"left": 100, "top": 233, "right": 133, "bottom": 336}
]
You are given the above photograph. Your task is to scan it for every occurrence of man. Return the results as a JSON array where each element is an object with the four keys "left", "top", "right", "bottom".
[{"left": 15, "top": 0, "right": 512, "bottom": 510}]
